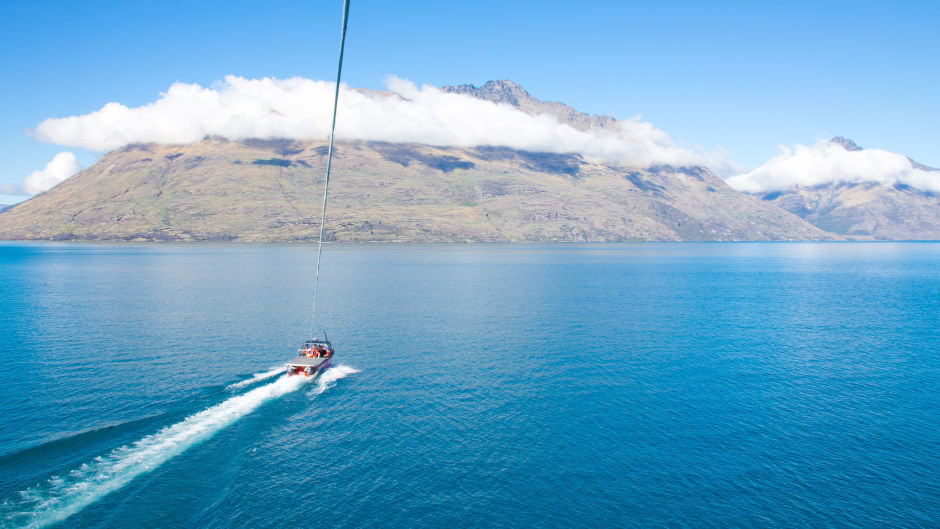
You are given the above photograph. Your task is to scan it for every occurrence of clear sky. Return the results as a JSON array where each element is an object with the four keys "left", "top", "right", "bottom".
[{"left": 1, "top": 0, "right": 937, "bottom": 203}]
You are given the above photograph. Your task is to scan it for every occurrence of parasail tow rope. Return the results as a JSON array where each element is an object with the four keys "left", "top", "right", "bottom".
[{"left": 311, "top": 0, "right": 351, "bottom": 338}]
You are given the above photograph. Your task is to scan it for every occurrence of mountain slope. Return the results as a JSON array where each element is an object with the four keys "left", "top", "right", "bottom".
[
  {"left": 0, "top": 137, "right": 829, "bottom": 242},
  {"left": 761, "top": 138, "right": 940, "bottom": 239},
  {"left": 762, "top": 183, "right": 940, "bottom": 239},
  {"left": 442, "top": 79, "right": 616, "bottom": 131}
]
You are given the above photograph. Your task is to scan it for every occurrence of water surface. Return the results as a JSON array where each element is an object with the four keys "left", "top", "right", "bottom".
[{"left": 0, "top": 243, "right": 937, "bottom": 528}]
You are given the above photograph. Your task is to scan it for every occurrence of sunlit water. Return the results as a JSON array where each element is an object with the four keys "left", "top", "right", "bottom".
[{"left": 0, "top": 242, "right": 937, "bottom": 528}]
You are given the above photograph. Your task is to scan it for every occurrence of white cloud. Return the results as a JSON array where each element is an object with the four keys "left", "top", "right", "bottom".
[
  {"left": 32, "top": 75, "right": 724, "bottom": 170},
  {"left": 726, "top": 140, "right": 940, "bottom": 193},
  {"left": 22, "top": 152, "right": 84, "bottom": 195}
]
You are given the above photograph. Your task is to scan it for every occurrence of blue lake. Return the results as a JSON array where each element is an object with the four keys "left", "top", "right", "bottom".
[{"left": 0, "top": 242, "right": 938, "bottom": 528}]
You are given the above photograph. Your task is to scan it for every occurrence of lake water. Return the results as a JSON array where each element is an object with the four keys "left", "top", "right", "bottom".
[{"left": 0, "top": 242, "right": 937, "bottom": 528}]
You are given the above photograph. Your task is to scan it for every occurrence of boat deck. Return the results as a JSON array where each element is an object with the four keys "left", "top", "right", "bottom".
[{"left": 286, "top": 356, "right": 331, "bottom": 367}]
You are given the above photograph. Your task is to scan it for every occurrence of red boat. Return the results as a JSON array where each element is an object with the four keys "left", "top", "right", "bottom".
[{"left": 286, "top": 336, "right": 334, "bottom": 377}]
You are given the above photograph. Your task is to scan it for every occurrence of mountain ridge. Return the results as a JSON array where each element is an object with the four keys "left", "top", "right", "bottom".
[
  {"left": 0, "top": 136, "right": 830, "bottom": 242},
  {"left": 0, "top": 79, "right": 845, "bottom": 242},
  {"left": 441, "top": 80, "right": 617, "bottom": 132},
  {"left": 758, "top": 136, "right": 940, "bottom": 239}
]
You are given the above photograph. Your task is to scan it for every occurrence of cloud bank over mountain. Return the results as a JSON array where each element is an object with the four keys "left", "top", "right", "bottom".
[
  {"left": 32, "top": 75, "right": 721, "bottom": 171},
  {"left": 26, "top": 76, "right": 937, "bottom": 198},
  {"left": 727, "top": 140, "right": 940, "bottom": 193}
]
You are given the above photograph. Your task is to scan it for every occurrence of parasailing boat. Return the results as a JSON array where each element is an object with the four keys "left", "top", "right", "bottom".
[
  {"left": 286, "top": 335, "right": 335, "bottom": 377},
  {"left": 285, "top": 0, "right": 350, "bottom": 377}
]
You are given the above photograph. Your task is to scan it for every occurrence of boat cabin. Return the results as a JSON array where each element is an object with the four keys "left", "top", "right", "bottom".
[{"left": 299, "top": 339, "right": 333, "bottom": 359}]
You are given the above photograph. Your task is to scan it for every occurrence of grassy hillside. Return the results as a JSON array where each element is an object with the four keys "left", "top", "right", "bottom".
[
  {"left": 0, "top": 137, "right": 831, "bottom": 242},
  {"left": 762, "top": 182, "right": 940, "bottom": 240}
]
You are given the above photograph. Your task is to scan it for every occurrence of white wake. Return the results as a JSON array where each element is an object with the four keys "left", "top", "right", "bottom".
[
  {"left": 224, "top": 367, "right": 285, "bottom": 391},
  {"left": 0, "top": 365, "right": 357, "bottom": 529},
  {"left": 309, "top": 364, "right": 359, "bottom": 397}
]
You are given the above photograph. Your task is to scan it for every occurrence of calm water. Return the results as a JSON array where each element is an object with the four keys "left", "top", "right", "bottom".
[{"left": 0, "top": 242, "right": 937, "bottom": 528}]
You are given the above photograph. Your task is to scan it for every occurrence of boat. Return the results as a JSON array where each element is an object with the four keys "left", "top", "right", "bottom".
[
  {"left": 284, "top": 0, "right": 349, "bottom": 378},
  {"left": 286, "top": 335, "right": 335, "bottom": 377}
]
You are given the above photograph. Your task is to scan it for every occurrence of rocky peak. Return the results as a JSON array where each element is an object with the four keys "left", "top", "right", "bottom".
[
  {"left": 831, "top": 136, "right": 863, "bottom": 151},
  {"left": 442, "top": 79, "right": 617, "bottom": 132},
  {"left": 829, "top": 136, "right": 937, "bottom": 171},
  {"left": 442, "top": 79, "right": 532, "bottom": 107}
]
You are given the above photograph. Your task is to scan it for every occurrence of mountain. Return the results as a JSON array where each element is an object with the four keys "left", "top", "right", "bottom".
[
  {"left": 0, "top": 80, "right": 835, "bottom": 242},
  {"left": 442, "top": 79, "right": 617, "bottom": 131},
  {"left": 760, "top": 138, "right": 940, "bottom": 240},
  {"left": 830, "top": 136, "right": 862, "bottom": 151},
  {"left": 0, "top": 136, "right": 830, "bottom": 242}
]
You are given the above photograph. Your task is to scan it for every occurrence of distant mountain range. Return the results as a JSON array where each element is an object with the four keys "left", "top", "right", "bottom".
[
  {"left": 0, "top": 136, "right": 828, "bottom": 241},
  {"left": 0, "top": 80, "right": 935, "bottom": 241},
  {"left": 759, "top": 137, "right": 940, "bottom": 240}
]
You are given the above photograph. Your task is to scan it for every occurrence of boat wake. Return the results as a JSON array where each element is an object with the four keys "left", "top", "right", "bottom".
[
  {"left": 224, "top": 367, "right": 285, "bottom": 391},
  {"left": 309, "top": 364, "right": 359, "bottom": 397},
  {"left": 0, "top": 365, "right": 357, "bottom": 529}
]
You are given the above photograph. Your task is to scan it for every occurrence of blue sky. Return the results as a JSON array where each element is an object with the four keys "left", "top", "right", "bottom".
[{"left": 1, "top": 0, "right": 937, "bottom": 203}]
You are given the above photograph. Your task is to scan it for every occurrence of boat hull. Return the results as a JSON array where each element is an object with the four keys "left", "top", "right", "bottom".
[{"left": 286, "top": 357, "right": 332, "bottom": 377}]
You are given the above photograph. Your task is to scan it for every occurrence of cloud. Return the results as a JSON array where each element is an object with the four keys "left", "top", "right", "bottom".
[
  {"left": 726, "top": 140, "right": 940, "bottom": 193},
  {"left": 32, "top": 75, "right": 724, "bottom": 170},
  {"left": 22, "top": 152, "right": 84, "bottom": 195}
]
